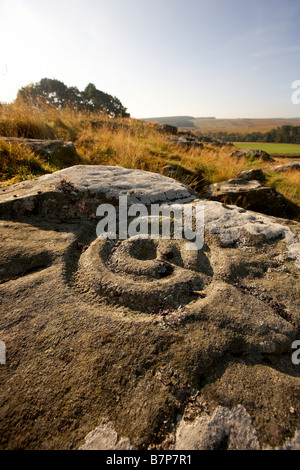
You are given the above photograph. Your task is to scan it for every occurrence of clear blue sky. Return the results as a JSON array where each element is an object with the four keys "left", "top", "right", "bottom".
[{"left": 0, "top": 0, "right": 300, "bottom": 118}]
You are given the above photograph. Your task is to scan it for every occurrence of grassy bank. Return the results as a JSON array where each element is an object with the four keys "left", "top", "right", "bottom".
[{"left": 0, "top": 101, "right": 299, "bottom": 210}]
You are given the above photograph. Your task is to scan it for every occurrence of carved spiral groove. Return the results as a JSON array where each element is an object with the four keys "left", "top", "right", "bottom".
[{"left": 75, "top": 236, "right": 213, "bottom": 312}]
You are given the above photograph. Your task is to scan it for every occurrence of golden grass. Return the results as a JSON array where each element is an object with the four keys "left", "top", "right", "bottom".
[
  {"left": 0, "top": 100, "right": 104, "bottom": 141},
  {"left": 0, "top": 101, "right": 54, "bottom": 139},
  {"left": 75, "top": 123, "right": 249, "bottom": 193},
  {"left": 0, "top": 101, "right": 299, "bottom": 211},
  {"left": 0, "top": 139, "right": 55, "bottom": 185},
  {"left": 266, "top": 170, "right": 300, "bottom": 205}
]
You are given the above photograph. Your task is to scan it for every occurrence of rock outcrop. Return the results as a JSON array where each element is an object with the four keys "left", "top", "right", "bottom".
[
  {"left": 270, "top": 162, "right": 300, "bottom": 172},
  {"left": 0, "top": 137, "right": 78, "bottom": 165},
  {"left": 193, "top": 134, "right": 226, "bottom": 147},
  {"left": 0, "top": 165, "right": 195, "bottom": 219},
  {"left": 203, "top": 176, "right": 300, "bottom": 220},
  {"left": 156, "top": 124, "right": 178, "bottom": 135},
  {"left": 237, "top": 169, "right": 266, "bottom": 182},
  {"left": 230, "top": 148, "right": 274, "bottom": 162},
  {"left": 166, "top": 135, "right": 204, "bottom": 150},
  {"left": 154, "top": 127, "right": 227, "bottom": 148},
  {"left": 0, "top": 165, "right": 299, "bottom": 450}
]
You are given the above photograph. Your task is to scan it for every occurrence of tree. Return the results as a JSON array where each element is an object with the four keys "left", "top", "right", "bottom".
[
  {"left": 81, "top": 83, "right": 129, "bottom": 117},
  {"left": 16, "top": 78, "right": 130, "bottom": 118}
]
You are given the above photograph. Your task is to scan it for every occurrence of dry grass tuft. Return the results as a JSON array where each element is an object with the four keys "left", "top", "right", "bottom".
[{"left": 0, "top": 139, "right": 54, "bottom": 185}]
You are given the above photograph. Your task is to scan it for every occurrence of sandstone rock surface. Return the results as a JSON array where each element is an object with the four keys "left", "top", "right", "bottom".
[
  {"left": 79, "top": 422, "right": 132, "bottom": 450},
  {"left": 270, "top": 162, "right": 300, "bottom": 172},
  {"left": 174, "top": 405, "right": 261, "bottom": 450},
  {"left": 0, "top": 165, "right": 299, "bottom": 450},
  {"left": 0, "top": 165, "right": 195, "bottom": 219},
  {"left": 203, "top": 178, "right": 300, "bottom": 220},
  {"left": 237, "top": 169, "right": 266, "bottom": 182}
]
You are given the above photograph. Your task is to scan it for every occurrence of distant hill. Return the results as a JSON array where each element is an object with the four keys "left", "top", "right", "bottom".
[{"left": 144, "top": 116, "right": 300, "bottom": 133}]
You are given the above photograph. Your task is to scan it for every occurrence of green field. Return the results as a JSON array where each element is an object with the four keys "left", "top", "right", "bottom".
[{"left": 234, "top": 142, "right": 300, "bottom": 157}]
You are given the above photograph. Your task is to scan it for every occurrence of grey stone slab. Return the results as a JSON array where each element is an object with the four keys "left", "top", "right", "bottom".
[{"left": 0, "top": 165, "right": 195, "bottom": 219}]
